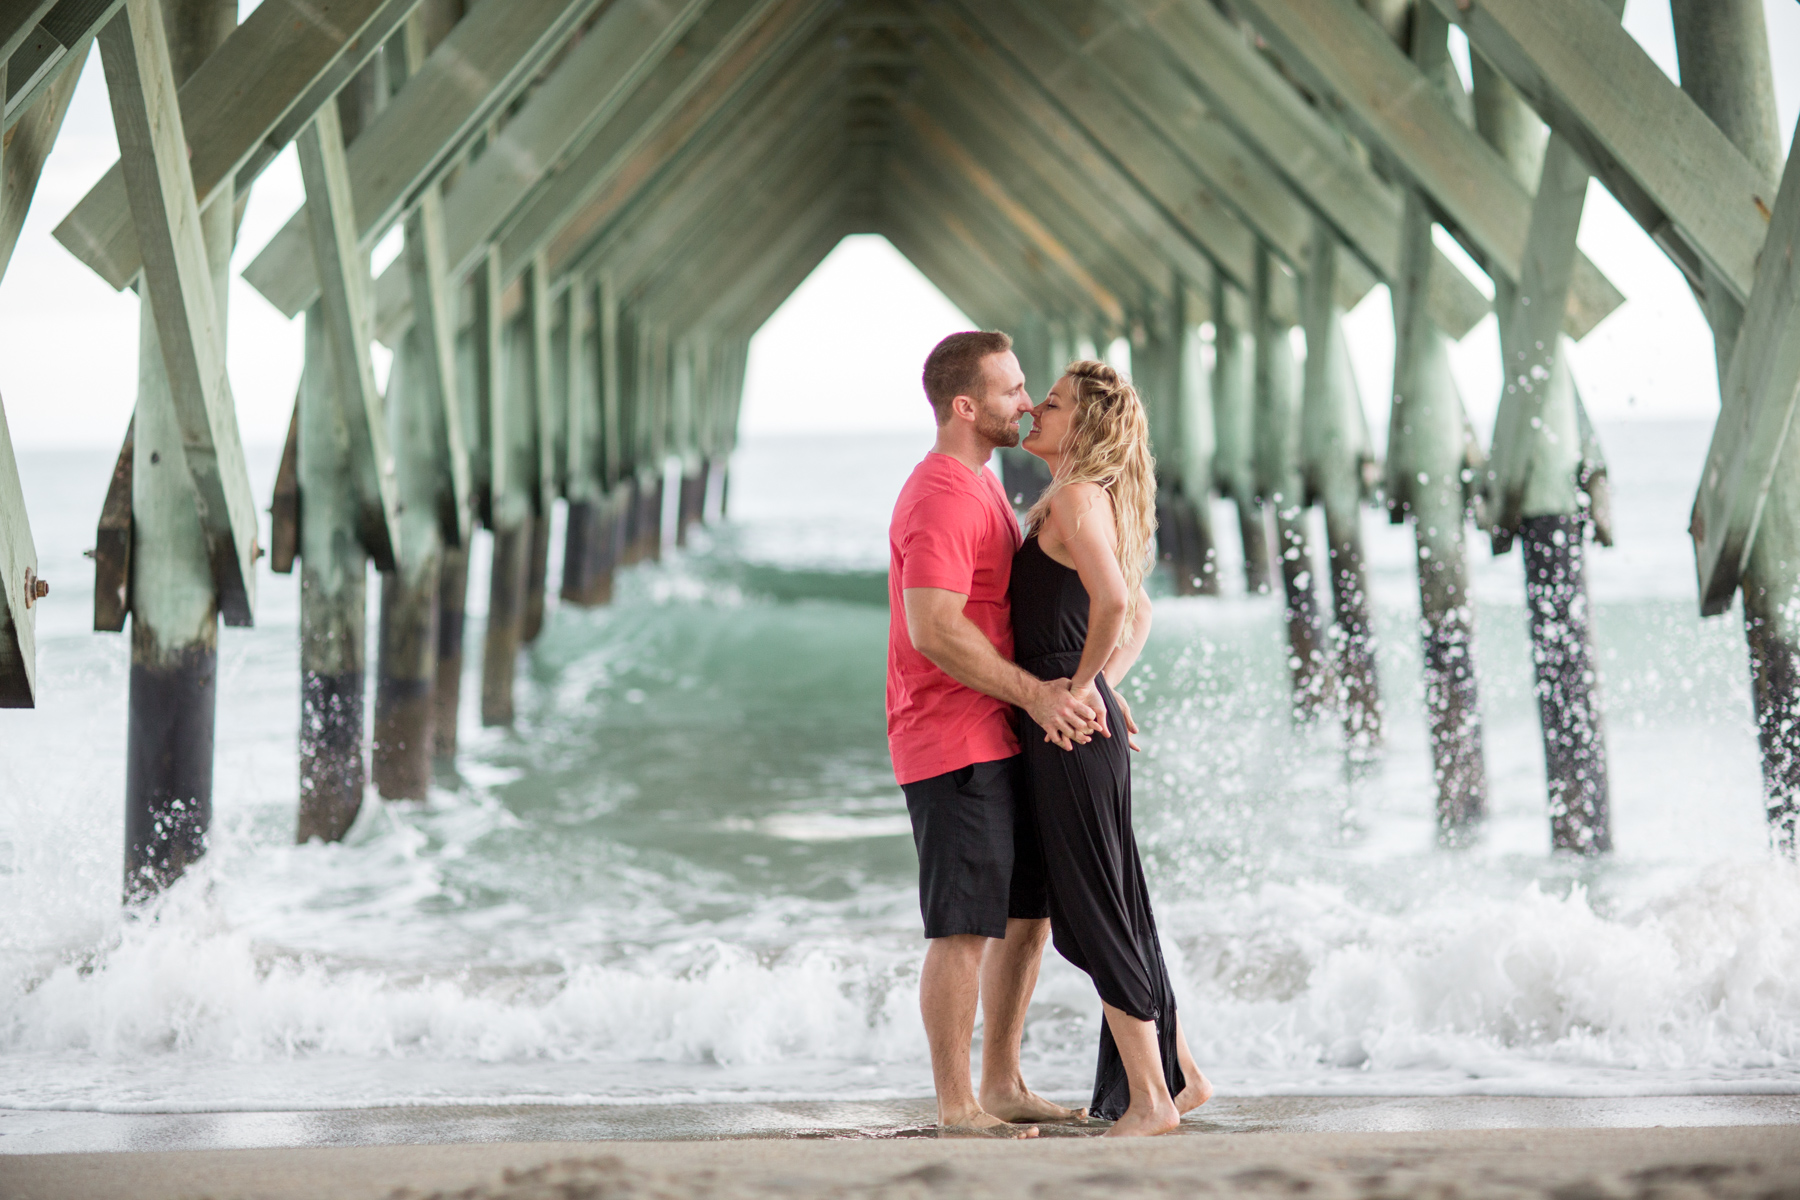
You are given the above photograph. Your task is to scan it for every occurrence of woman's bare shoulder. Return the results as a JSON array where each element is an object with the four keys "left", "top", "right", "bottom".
[{"left": 1047, "top": 481, "right": 1116, "bottom": 537}]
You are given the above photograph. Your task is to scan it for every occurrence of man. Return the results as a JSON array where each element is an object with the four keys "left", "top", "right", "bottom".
[{"left": 887, "top": 330, "right": 1101, "bottom": 1135}]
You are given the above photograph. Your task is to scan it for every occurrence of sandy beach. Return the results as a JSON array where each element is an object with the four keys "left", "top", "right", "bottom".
[
  {"left": 5, "top": 1097, "right": 1800, "bottom": 1200},
  {"left": 6, "top": 1123, "right": 1800, "bottom": 1200}
]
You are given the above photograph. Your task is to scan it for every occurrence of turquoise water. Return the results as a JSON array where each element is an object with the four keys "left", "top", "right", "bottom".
[{"left": 1, "top": 425, "right": 1797, "bottom": 1113}]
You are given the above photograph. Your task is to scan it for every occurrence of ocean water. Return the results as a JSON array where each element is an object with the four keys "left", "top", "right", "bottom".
[{"left": 1, "top": 423, "right": 1797, "bottom": 1115}]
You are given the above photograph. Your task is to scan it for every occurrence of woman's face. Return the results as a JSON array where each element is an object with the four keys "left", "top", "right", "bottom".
[{"left": 1023, "top": 376, "right": 1075, "bottom": 462}]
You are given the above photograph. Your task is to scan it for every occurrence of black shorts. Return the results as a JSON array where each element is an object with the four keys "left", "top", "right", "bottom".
[{"left": 901, "top": 755, "right": 1048, "bottom": 939}]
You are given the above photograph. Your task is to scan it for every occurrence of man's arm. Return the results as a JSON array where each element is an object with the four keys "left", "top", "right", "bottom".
[{"left": 903, "top": 586, "right": 1098, "bottom": 750}]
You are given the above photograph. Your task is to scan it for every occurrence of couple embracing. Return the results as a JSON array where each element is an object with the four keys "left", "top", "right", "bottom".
[{"left": 886, "top": 331, "right": 1212, "bottom": 1138}]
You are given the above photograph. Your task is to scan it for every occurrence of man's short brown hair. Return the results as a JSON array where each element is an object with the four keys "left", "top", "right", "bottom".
[{"left": 922, "top": 330, "right": 1013, "bottom": 425}]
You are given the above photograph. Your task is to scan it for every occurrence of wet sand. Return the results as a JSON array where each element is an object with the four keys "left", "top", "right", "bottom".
[{"left": 4, "top": 1097, "right": 1799, "bottom": 1200}]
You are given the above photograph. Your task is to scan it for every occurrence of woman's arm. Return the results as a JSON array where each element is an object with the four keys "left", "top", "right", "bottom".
[
  {"left": 1102, "top": 586, "right": 1153, "bottom": 686},
  {"left": 1047, "top": 484, "right": 1130, "bottom": 733}
]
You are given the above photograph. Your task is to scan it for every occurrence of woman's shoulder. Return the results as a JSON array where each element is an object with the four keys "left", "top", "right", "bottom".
[{"left": 1047, "top": 480, "right": 1115, "bottom": 524}]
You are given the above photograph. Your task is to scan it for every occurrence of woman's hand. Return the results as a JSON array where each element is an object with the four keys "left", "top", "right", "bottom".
[
  {"left": 1069, "top": 679, "right": 1111, "bottom": 741},
  {"left": 1112, "top": 690, "right": 1141, "bottom": 753}
]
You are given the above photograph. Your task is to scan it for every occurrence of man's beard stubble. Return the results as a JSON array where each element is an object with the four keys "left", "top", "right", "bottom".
[{"left": 974, "top": 397, "right": 1021, "bottom": 449}]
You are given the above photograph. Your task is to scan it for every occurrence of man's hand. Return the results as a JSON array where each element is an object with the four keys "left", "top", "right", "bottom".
[
  {"left": 1028, "top": 679, "right": 1101, "bottom": 751},
  {"left": 1069, "top": 681, "right": 1112, "bottom": 743}
]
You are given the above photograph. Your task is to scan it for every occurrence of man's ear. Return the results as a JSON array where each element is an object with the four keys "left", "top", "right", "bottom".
[{"left": 949, "top": 393, "right": 978, "bottom": 423}]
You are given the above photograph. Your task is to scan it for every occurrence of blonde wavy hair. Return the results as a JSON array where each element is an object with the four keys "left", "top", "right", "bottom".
[{"left": 1024, "top": 359, "right": 1158, "bottom": 641}]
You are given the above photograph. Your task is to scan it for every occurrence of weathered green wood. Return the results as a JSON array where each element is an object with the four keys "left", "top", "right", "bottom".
[
  {"left": 295, "top": 99, "right": 401, "bottom": 572},
  {"left": 92, "top": 415, "right": 133, "bottom": 631},
  {"left": 1234, "top": 0, "right": 1624, "bottom": 335},
  {"left": 99, "top": 0, "right": 257, "bottom": 626},
  {"left": 243, "top": 0, "right": 601, "bottom": 318},
  {"left": 1301, "top": 224, "right": 1381, "bottom": 758},
  {"left": 4, "top": 0, "right": 119, "bottom": 133},
  {"left": 421, "top": 0, "right": 716, "bottom": 290},
  {"left": 1693, "top": 122, "right": 1800, "bottom": 617},
  {"left": 496, "top": 0, "right": 813, "bottom": 282},
  {"left": 55, "top": 0, "right": 412, "bottom": 291},
  {"left": 402, "top": 189, "right": 471, "bottom": 546},
  {"left": 1103, "top": 0, "right": 1506, "bottom": 341},
  {"left": 0, "top": 2, "right": 59, "bottom": 66},
  {"left": 1209, "top": 278, "right": 1270, "bottom": 594},
  {"left": 531, "top": 0, "right": 833, "bottom": 287},
  {"left": 1428, "top": 0, "right": 1770, "bottom": 307},
  {"left": 530, "top": 254, "right": 558, "bottom": 519},
  {"left": 0, "top": 39, "right": 79, "bottom": 280},
  {"left": 0, "top": 389, "right": 41, "bottom": 708}
]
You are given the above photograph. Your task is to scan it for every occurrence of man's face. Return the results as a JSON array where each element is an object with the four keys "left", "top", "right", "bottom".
[{"left": 968, "top": 351, "right": 1032, "bottom": 449}]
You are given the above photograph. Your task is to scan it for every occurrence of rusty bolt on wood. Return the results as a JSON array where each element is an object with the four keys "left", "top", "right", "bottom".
[{"left": 23, "top": 567, "right": 47, "bottom": 607}]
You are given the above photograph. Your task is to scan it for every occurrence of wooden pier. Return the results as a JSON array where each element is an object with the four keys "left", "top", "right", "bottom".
[{"left": 0, "top": 0, "right": 1795, "bottom": 893}]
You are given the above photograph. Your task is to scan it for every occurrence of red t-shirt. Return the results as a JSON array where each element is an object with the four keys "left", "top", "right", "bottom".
[{"left": 886, "top": 452, "right": 1023, "bottom": 785}]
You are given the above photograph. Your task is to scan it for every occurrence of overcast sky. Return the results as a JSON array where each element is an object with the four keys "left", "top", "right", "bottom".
[{"left": 0, "top": 1, "right": 1795, "bottom": 451}]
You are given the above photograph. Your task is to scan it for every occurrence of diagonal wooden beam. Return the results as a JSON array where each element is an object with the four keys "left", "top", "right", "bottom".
[
  {"left": 295, "top": 99, "right": 401, "bottom": 572},
  {"left": 1105, "top": 0, "right": 1599, "bottom": 341},
  {"left": 0, "top": 2, "right": 59, "bottom": 66},
  {"left": 5, "top": 0, "right": 121, "bottom": 133},
  {"left": 1233, "top": 0, "right": 1626, "bottom": 330},
  {"left": 244, "top": 0, "right": 600, "bottom": 318},
  {"left": 0, "top": 388, "right": 41, "bottom": 707},
  {"left": 0, "top": 37, "right": 80, "bottom": 280},
  {"left": 55, "top": 0, "right": 413, "bottom": 290},
  {"left": 1427, "top": 0, "right": 1771, "bottom": 306},
  {"left": 1691, "top": 123, "right": 1800, "bottom": 615},
  {"left": 99, "top": 0, "right": 258, "bottom": 625}
]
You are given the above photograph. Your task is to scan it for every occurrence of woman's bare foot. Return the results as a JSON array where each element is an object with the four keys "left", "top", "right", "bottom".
[
  {"left": 937, "top": 1106, "right": 1039, "bottom": 1138},
  {"left": 979, "top": 1085, "right": 1087, "bottom": 1124},
  {"left": 1174, "top": 1070, "right": 1213, "bottom": 1115},
  {"left": 1102, "top": 1096, "right": 1180, "bottom": 1138}
]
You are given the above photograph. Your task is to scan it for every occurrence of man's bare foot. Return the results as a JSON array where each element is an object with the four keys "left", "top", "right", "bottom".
[
  {"left": 1174, "top": 1070, "right": 1213, "bottom": 1115},
  {"left": 980, "top": 1086, "right": 1086, "bottom": 1124},
  {"left": 1102, "top": 1096, "right": 1180, "bottom": 1138},
  {"left": 937, "top": 1109, "right": 1039, "bottom": 1139}
]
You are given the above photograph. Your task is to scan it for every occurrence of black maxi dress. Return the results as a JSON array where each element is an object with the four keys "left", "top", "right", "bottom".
[{"left": 1011, "top": 533, "right": 1184, "bottom": 1122}]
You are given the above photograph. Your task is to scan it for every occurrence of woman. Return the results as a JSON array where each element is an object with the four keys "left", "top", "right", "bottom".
[{"left": 1012, "top": 360, "right": 1212, "bottom": 1137}]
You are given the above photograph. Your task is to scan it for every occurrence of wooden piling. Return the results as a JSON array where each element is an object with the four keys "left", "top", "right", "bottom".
[
  {"left": 433, "top": 545, "right": 468, "bottom": 758},
  {"left": 1211, "top": 281, "right": 1273, "bottom": 594},
  {"left": 481, "top": 517, "right": 532, "bottom": 727},
  {"left": 1522, "top": 514, "right": 1610, "bottom": 852},
  {"left": 1302, "top": 226, "right": 1382, "bottom": 760},
  {"left": 521, "top": 514, "right": 551, "bottom": 643},
  {"left": 118, "top": 0, "right": 236, "bottom": 898},
  {"left": 372, "top": 333, "right": 442, "bottom": 801},
  {"left": 297, "top": 305, "right": 368, "bottom": 842},
  {"left": 1391, "top": 193, "right": 1488, "bottom": 837},
  {"left": 1670, "top": 0, "right": 1797, "bottom": 851},
  {"left": 1253, "top": 250, "right": 1331, "bottom": 717}
]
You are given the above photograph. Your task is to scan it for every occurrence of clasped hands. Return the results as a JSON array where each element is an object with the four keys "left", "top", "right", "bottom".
[{"left": 1027, "top": 678, "right": 1140, "bottom": 752}]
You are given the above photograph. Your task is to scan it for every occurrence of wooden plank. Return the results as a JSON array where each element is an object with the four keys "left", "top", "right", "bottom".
[
  {"left": 0, "top": 37, "right": 80, "bottom": 280},
  {"left": 1425, "top": 0, "right": 1769, "bottom": 304},
  {"left": 421, "top": 0, "right": 717, "bottom": 288},
  {"left": 597, "top": 274, "right": 621, "bottom": 490},
  {"left": 901, "top": 101, "right": 1125, "bottom": 326},
  {"left": 1692, "top": 122, "right": 1800, "bottom": 615},
  {"left": 269, "top": 396, "right": 300, "bottom": 574},
  {"left": 55, "top": 0, "right": 413, "bottom": 291},
  {"left": 1232, "top": 0, "right": 1625, "bottom": 330},
  {"left": 92, "top": 414, "right": 133, "bottom": 629},
  {"left": 0, "top": 2, "right": 58, "bottom": 66},
  {"left": 99, "top": 0, "right": 257, "bottom": 625},
  {"left": 4, "top": 0, "right": 119, "bottom": 132},
  {"left": 1108, "top": 0, "right": 1531, "bottom": 340},
  {"left": 0, "top": 388, "right": 40, "bottom": 707},
  {"left": 294, "top": 99, "right": 401, "bottom": 571},
  {"left": 243, "top": 0, "right": 600, "bottom": 318}
]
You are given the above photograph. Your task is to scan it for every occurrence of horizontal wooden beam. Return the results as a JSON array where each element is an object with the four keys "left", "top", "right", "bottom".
[
  {"left": 1427, "top": 0, "right": 1771, "bottom": 305},
  {"left": 55, "top": 0, "right": 410, "bottom": 290},
  {"left": 243, "top": 0, "right": 599, "bottom": 317}
]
